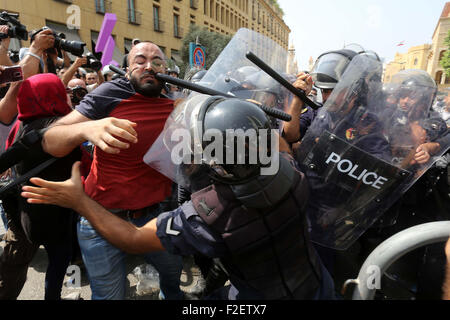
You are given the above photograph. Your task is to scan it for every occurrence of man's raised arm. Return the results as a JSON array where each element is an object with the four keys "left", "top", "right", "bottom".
[
  {"left": 282, "top": 73, "right": 313, "bottom": 143},
  {"left": 21, "top": 162, "right": 164, "bottom": 254},
  {"left": 42, "top": 110, "right": 139, "bottom": 157}
]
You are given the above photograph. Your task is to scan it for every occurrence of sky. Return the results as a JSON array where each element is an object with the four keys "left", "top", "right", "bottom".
[{"left": 278, "top": 0, "right": 448, "bottom": 70}]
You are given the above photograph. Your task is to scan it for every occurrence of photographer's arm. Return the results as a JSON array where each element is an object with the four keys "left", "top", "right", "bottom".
[
  {"left": 97, "top": 70, "right": 104, "bottom": 85},
  {"left": 0, "top": 26, "right": 12, "bottom": 66},
  {"left": 62, "top": 50, "right": 71, "bottom": 68},
  {"left": 62, "top": 57, "right": 87, "bottom": 87},
  {"left": 0, "top": 80, "right": 20, "bottom": 124},
  {"left": 0, "top": 44, "right": 46, "bottom": 124},
  {"left": 20, "top": 28, "right": 55, "bottom": 79}
]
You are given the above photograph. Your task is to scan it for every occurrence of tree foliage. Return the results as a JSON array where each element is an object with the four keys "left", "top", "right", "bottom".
[
  {"left": 267, "top": 0, "right": 284, "bottom": 16},
  {"left": 179, "top": 25, "right": 232, "bottom": 78},
  {"left": 440, "top": 30, "right": 450, "bottom": 78}
]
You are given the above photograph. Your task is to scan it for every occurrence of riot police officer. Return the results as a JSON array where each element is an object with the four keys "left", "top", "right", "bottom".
[
  {"left": 283, "top": 49, "right": 358, "bottom": 144},
  {"left": 21, "top": 96, "right": 335, "bottom": 300}
]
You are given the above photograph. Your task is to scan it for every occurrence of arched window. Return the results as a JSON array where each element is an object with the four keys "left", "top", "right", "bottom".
[
  {"left": 436, "top": 71, "right": 443, "bottom": 84},
  {"left": 439, "top": 50, "right": 446, "bottom": 61}
]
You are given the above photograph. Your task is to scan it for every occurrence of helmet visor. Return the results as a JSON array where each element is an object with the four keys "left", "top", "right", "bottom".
[{"left": 311, "top": 53, "right": 353, "bottom": 89}]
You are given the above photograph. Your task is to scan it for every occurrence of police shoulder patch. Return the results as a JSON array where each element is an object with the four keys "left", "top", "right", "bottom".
[{"left": 166, "top": 217, "right": 180, "bottom": 236}]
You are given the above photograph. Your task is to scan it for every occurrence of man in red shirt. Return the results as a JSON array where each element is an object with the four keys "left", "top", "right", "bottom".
[{"left": 40, "top": 42, "right": 184, "bottom": 300}]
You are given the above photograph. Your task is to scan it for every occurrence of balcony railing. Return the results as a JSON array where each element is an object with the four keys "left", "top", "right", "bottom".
[
  {"left": 95, "top": 0, "right": 112, "bottom": 14},
  {"left": 154, "top": 19, "right": 165, "bottom": 32},
  {"left": 128, "top": 9, "right": 142, "bottom": 25}
]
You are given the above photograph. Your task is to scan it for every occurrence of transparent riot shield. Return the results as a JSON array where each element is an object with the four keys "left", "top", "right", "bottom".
[
  {"left": 144, "top": 28, "right": 292, "bottom": 188},
  {"left": 297, "top": 56, "right": 449, "bottom": 250}
]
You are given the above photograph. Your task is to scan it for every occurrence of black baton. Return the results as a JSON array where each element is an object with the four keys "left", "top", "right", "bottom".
[
  {"left": 108, "top": 65, "right": 126, "bottom": 76},
  {"left": 246, "top": 51, "right": 321, "bottom": 110},
  {"left": 155, "top": 73, "right": 292, "bottom": 122}
]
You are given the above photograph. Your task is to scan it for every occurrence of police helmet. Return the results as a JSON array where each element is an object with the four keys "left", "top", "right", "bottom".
[
  {"left": 236, "top": 71, "right": 283, "bottom": 108},
  {"left": 190, "top": 96, "right": 273, "bottom": 185},
  {"left": 232, "top": 66, "right": 259, "bottom": 82},
  {"left": 168, "top": 65, "right": 180, "bottom": 76},
  {"left": 191, "top": 69, "right": 207, "bottom": 83},
  {"left": 392, "top": 69, "right": 437, "bottom": 117},
  {"left": 418, "top": 117, "right": 448, "bottom": 142},
  {"left": 310, "top": 49, "right": 358, "bottom": 90}
]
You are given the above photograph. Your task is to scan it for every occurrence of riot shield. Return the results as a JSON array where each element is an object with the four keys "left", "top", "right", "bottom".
[
  {"left": 297, "top": 57, "right": 449, "bottom": 250},
  {"left": 188, "top": 28, "right": 293, "bottom": 120},
  {"left": 144, "top": 28, "right": 292, "bottom": 188}
]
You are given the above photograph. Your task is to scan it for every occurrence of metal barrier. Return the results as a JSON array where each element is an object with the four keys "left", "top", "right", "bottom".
[{"left": 346, "top": 221, "right": 450, "bottom": 300}]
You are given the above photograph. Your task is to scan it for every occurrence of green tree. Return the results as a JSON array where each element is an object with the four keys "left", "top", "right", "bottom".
[
  {"left": 267, "top": 0, "right": 284, "bottom": 16},
  {"left": 440, "top": 30, "right": 450, "bottom": 77},
  {"left": 178, "top": 25, "right": 232, "bottom": 78}
]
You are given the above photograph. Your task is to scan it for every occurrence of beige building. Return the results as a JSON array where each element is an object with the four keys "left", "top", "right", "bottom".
[
  {"left": 384, "top": 2, "right": 450, "bottom": 91},
  {"left": 427, "top": 2, "right": 450, "bottom": 89},
  {"left": 1, "top": 0, "right": 290, "bottom": 65},
  {"left": 384, "top": 44, "right": 431, "bottom": 83}
]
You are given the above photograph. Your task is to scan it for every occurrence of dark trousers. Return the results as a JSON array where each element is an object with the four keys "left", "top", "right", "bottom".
[{"left": 0, "top": 209, "right": 73, "bottom": 300}]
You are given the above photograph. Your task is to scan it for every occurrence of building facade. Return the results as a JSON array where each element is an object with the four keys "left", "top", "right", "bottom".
[
  {"left": 1, "top": 0, "right": 290, "bottom": 65},
  {"left": 427, "top": 2, "right": 450, "bottom": 90},
  {"left": 384, "top": 2, "right": 450, "bottom": 91},
  {"left": 384, "top": 44, "right": 431, "bottom": 83}
]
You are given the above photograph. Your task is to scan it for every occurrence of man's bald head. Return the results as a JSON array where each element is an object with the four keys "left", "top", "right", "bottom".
[
  {"left": 127, "top": 42, "right": 167, "bottom": 98},
  {"left": 68, "top": 78, "right": 87, "bottom": 89},
  {"left": 127, "top": 42, "right": 165, "bottom": 67}
]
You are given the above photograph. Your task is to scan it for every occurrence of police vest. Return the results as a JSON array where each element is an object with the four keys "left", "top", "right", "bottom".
[{"left": 191, "top": 157, "right": 322, "bottom": 299}]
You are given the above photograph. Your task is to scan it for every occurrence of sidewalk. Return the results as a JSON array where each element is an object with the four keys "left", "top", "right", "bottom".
[{"left": 0, "top": 225, "right": 205, "bottom": 300}]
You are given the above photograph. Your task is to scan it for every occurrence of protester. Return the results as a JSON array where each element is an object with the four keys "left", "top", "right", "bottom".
[
  {"left": 0, "top": 73, "right": 79, "bottom": 300},
  {"left": 122, "top": 38, "right": 141, "bottom": 70},
  {"left": 35, "top": 41, "right": 184, "bottom": 300}
]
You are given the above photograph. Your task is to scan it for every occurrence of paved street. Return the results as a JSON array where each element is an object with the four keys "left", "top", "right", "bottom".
[{"left": 0, "top": 219, "right": 204, "bottom": 300}]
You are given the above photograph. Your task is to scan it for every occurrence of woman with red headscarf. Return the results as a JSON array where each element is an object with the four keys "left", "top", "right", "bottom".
[{"left": 0, "top": 73, "right": 81, "bottom": 300}]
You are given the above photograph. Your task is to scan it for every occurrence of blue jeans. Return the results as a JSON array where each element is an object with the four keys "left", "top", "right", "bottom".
[
  {"left": 77, "top": 206, "right": 184, "bottom": 300},
  {"left": 0, "top": 202, "right": 8, "bottom": 231}
]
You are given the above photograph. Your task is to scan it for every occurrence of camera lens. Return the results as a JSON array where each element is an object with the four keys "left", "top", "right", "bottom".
[
  {"left": 58, "top": 38, "right": 86, "bottom": 57},
  {"left": 90, "top": 59, "right": 102, "bottom": 72}
]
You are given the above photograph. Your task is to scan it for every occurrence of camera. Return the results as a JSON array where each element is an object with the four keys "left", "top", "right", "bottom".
[
  {"left": 82, "top": 52, "right": 102, "bottom": 72},
  {"left": 31, "top": 28, "right": 86, "bottom": 57},
  {"left": 53, "top": 32, "right": 86, "bottom": 57},
  {"left": 8, "top": 50, "right": 19, "bottom": 63},
  {"left": 0, "top": 11, "right": 28, "bottom": 41},
  {"left": 0, "top": 65, "right": 23, "bottom": 85},
  {"left": 67, "top": 85, "right": 88, "bottom": 105}
]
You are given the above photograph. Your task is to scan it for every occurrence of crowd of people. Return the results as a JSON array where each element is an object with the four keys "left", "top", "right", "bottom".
[{"left": 0, "top": 25, "right": 448, "bottom": 301}]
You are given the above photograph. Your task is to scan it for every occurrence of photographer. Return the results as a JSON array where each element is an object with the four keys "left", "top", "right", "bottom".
[
  {"left": 0, "top": 27, "right": 55, "bottom": 125},
  {"left": 61, "top": 56, "right": 104, "bottom": 92},
  {"left": 61, "top": 56, "right": 86, "bottom": 88},
  {"left": 85, "top": 69, "right": 104, "bottom": 93}
]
